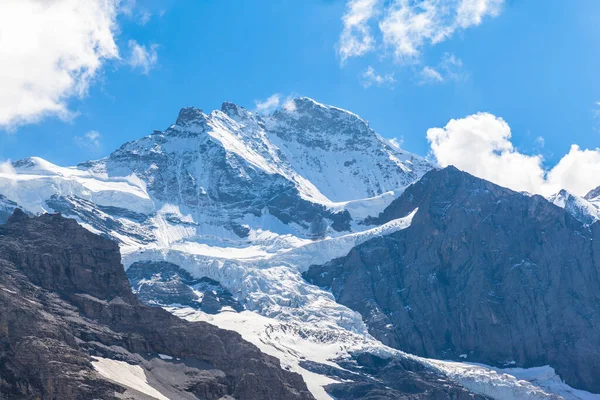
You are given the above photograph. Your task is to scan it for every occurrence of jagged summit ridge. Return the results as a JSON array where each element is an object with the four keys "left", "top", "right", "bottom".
[{"left": 76, "top": 97, "right": 432, "bottom": 238}]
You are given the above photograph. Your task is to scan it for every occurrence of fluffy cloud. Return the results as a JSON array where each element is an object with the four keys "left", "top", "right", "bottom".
[
  {"left": 361, "top": 66, "right": 396, "bottom": 88},
  {"left": 546, "top": 146, "right": 600, "bottom": 196},
  {"left": 427, "top": 113, "right": 600, "bottom": 196},
  {"left": 0, "top": 0, "right": 120, "bottom": 128},
  {"left": 127, "top": 40, "right": 159, "bottom": 74},
  {"left": 340, "top": 0, "right": 503, "bottom": 63}
]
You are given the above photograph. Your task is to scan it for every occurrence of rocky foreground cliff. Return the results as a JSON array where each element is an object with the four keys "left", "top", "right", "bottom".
[
  {"left": 0, "top": 210, "right": 313, "bottom": 400},
  {"left": 305, "top": 166, "right": 600, "bottom": 394}
]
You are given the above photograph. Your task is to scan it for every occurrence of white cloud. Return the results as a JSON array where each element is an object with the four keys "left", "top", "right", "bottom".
[
  {"left": 361, "top": 66, "right": 396, "bottom": 88},
  {"left": 138, "top": 11, "right": 152, "bottom": 25},
  {"left": 455, "top": 0, "right": 503, "bottom": 28},
  {"left": 0, "top": 0, "right": 120, "bottom": 129},
  {"left": 426, "top": 113, "right": 600, "bottom": 196},
  {"left": 535, "top": 136, "right": 545, "bottom": 148},
  {"left": 420, "top": 53, "right": 465, "bottom": 84},
  {"left": 340, "top": 0, "right": 503, "bottom": 63},
  {"left": 119, "top": 0, "right": 136, "bottom": 17},
  {"left": 546, "top": 146, "right": 600, "bottom": 196},
  {"left": 74, "top": 130, "right": 103, "bottom": 150},
  {"left": 127, "top": 40, "right": 158, "bottom": 74},
  {"left": 439, "top": 52, "right": 464, "bottom": 78},
  {"left": 420, "top": 66, "right": 444, "bottom": 83},
  {"left": 339, "top": 0, "right": 379, "bottom": 63},
  {"left": 255, "top": 94, "right": 281, "bottom": 114},
  {"left": 388, "top": 137, "right": 404, "bottom": 150},
  {"left": 0, "top": 161, "right": 16, "bottom": 176},
  {"left": 282, "top": 96, "right": 298, "bottom": 112}
]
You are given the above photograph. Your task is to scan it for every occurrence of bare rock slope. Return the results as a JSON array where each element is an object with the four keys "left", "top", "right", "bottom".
[
  {"left": 0, "top": 210, "right": 313, "bottom": 400},
  {"left": 305, "top": 166, "right": 600, "bottom": 393}
]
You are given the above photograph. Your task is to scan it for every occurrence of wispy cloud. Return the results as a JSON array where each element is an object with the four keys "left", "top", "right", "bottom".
[
  {"left": 388, "top": 137, "right": 405, "bottom": 150},
  {"left": 339, "top": 0, "right": 379, "bottom": 63},
  {"left": 127, "top": 40, "right": 159, "bottom": 74},
  {"left": 361, "top": 66, "right": 396, "bottom": 88},
  {"left": 119, "top": 0, "right": 136, "bottom": 16},
  {"left": 420, "top": 53, "right": 466, "bottom": 84},
  {"left": 339, "top": 0, "right": 504, "bottom": 63},
  {"left": 0, "top": 161, "right": 16, "bottom": 176},
  {"left": 255, "top": 94, "right": 281, "bottom": 114},
  {"left": 138, "top": 10, "right": 152, "bottom": 25},
  {"left": 74, "top": 130, "right": 103, "bottom": 151},
  {"left": 420, "top": 66, "right": 444, "bottom": 84},
  {"left": 534, "top": 136, "right": 545, "bottom": 148}
]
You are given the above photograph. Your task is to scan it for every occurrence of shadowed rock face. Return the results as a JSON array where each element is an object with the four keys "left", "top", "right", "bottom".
[
  {"left": 0, "top": 210, "right": 314, "bottom": 400},
  {"left": 305, "top": 166, "right": 600, "bottom": 393},
  {"left": 127, "top": 260, "right": 244, "bottom": 314},
  {"left": 301, "top": 354, "right": 490, "bottom": 400}
]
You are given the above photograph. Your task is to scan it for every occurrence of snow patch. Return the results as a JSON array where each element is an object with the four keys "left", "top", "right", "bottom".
[{"left": 92, "top": 357, "right": 168, "bottom": 400}]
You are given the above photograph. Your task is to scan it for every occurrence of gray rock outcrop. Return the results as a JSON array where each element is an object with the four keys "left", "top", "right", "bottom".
[
  {"left": 0, "top": 210, "right": 314, "bottom": 399},
  {"left": 305, "top": 166, "right": 600, "bottom": 393}
]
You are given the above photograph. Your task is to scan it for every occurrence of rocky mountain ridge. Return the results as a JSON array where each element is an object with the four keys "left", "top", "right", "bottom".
[
  {"left": 0, "top": 210, "right": 313, "bottom": 399},
  {"left": 305, "top": 166, "right": 600, "bottom": 393},
  {"left": 0, "top": 98, "right": 598, "bottom": 399}
]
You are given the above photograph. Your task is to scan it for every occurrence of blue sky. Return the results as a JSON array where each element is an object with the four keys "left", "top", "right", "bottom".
[{"left": 1, "top": 0, "right": 600, "bottom": 194}]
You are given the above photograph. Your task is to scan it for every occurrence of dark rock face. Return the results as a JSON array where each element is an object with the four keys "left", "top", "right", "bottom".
[
  {"left": 127, "top": 260, "right": 244, "bottom": 314},
  {"left": 0, "top": 210, "right": 314, "bottom": 400},
  {"left": 301, "top": 354, "right": 491, "bottom": 400},
  {"left": 305, "top": 166, "right": 600, "bottom": 393}
]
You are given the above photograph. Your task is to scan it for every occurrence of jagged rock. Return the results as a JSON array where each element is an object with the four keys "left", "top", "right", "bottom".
[
  {"left": 127, "top": 261, "right": 244, "bottom": 314},
  {"left": 0, "top": 211, "right": 313, "bottom": 400},
  {"left": 74, "top": 98, "right": 428, "bottom": 237},
  {"left": 301, "top": 354, "right": 491, "bottom": 400},
  {"left": 305, "top": 166, "right": 600, "bottom": 393}
]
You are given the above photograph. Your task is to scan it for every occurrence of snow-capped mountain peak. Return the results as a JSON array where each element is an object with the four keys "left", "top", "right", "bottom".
[
  {"left": 220, "top": 101, "right": 259, "bottom": 122},
  {"left": 269, "top": 97, "right": 376, "bottom": 150},
  {"left": 585, "top": 185, "right": 600, "bottom": 201},
  {"left": 1, "top": 98, "right": 599, "bottom": 400},
  {"left": 76, "top": 98, "right": 432, "bottom": 238},
  {"left": 548, "top": 188, "right": 600, "bottom": 225},
  {"left": 175, "top": 106, "right": 205, "bottom": 127}
]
